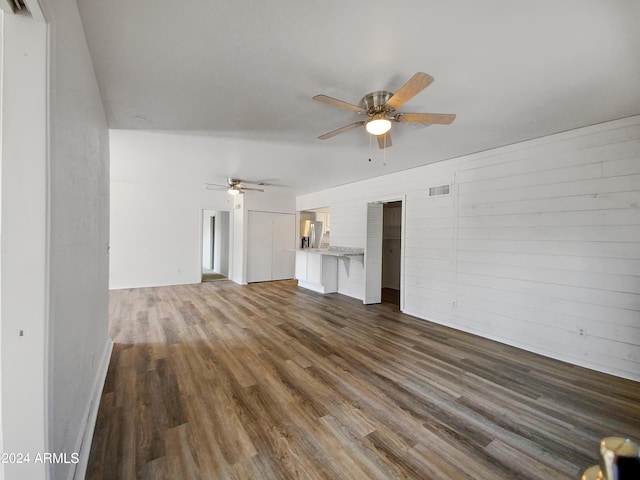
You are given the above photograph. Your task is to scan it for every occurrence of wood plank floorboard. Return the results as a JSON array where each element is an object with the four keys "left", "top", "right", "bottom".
[{"left": 87, "top": 280, "right": 640, "bottom": 479}]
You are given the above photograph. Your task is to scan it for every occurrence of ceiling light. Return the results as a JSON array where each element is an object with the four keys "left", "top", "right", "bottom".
[
  {"left": 228, "top": 188, "right": 240, "bottom": 195},
  {"left": 366, "top": 114, "right": 391, "bottom": 135}
]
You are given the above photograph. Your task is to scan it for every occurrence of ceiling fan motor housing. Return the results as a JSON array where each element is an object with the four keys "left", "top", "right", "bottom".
[{"left": 359, "top": 91, "right": 394, "bottom": 116}]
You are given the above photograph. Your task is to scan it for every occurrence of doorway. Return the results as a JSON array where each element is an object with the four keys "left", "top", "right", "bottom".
[
  {"left": 210, "top": 216, "right": 216, "bottom": 268},
  {"left": 364, "top": 197, "right": 404, "bottom": 309},
  {"left": 382, "top": 201, "right": 402, "bottom": 308},
  {"left": 201, "top": 210, "right": 230, "bottom": 282}
]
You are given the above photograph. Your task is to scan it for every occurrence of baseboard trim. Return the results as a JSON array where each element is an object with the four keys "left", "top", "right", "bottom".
[{"left": 72, "top": 339, "right": 114, "bottom": 480}]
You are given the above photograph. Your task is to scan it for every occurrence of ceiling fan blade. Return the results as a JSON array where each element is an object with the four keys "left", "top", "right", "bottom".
[
  {"left": 236, "top": 179, "right": 280, "bottom": 186},
  {"left": 395, "top": 113, "right": 456, "bottom": 125},
  {"left": 318, "top": 121, "right": 366, "bottom": 140},
  {"left": 385, "top": 72, "right": 434, "bottom": 110},
  {"left": 313, "top": 95, "right": 366, "bottom": 113},
  {"left": 203, "top": 183, "right": 228, "bottom": 190},
  {"left": 377, "top": 132, "right": 392, "bottom": 149},
  {"left": 238, "top": 186, "right": 264, "bottom": 192}
]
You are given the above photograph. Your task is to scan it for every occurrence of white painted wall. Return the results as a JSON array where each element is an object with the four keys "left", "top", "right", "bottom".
[
  {"left": 202, "top": 211, "right": 214, "bottom": 270},
  {"left": 231, "top": 194, "right": 245, "bottom": 284},
  {"left": 45, "top": 0, "right": 113, "bottom": 478},
  {"left": 215, "top": 211, "right": 229, "bottom": 276},
  {"left": 109, "top": 130, "right": 296, "bottom": 288},
  {"left": 298, "top": 115, "right": 640, "bottom": 382},
  {"left": 109, "top": 130, "right": 233, "bottom": 288},
  {"left": 1, "top": 1, "right": 112, "bottom": 479},
  {"left": 0, "top": 8, "right": 48, "bottom": 480},
  {"left": 110, "top": 181, "right": 232, "bottom": 288},
  {"left": 1, "top": 15, "right": 4, "bottom": 472}
]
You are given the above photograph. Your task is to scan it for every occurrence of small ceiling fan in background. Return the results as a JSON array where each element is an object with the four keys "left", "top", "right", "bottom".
[
  {"left": 314, "top": 72, "right": 456, "bottom": 149},
  {"left": 203, "top": 178, "right": 265, "bottom": 195}
]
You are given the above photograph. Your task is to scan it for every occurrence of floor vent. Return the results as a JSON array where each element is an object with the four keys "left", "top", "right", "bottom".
[{"left": 428, "top": 184, "right": 450, "bottom": 196}]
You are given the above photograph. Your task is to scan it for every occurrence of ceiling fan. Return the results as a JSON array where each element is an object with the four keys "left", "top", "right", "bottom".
[
  {"left": 203, "top": 178, "right": 265, "bottom": 195},
  {"left": 314, "top": 72, "right": 456, "bottom": 149}
]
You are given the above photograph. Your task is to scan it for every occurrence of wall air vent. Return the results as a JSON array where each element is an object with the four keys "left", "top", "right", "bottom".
[
  {"left": 0, "top": 0, "right": 28, "bottom": 14},
  {"left": 428, "top": 184, "right": 450, "bottom": 196}
]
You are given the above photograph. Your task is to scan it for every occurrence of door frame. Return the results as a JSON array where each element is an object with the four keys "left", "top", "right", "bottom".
[
  {"left": 199, "top": 208, "right": 231, "bottom": 279},
  {"left": 364, "top": 194, "right": 406, "bottom": 311},
  {"left": 1, "top": 2, "right": 51, "bottom": 478}
]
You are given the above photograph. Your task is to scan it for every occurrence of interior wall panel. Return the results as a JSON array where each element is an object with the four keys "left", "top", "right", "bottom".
[{"left": 296, "top": 115, "right": 640, "bottom": 381}]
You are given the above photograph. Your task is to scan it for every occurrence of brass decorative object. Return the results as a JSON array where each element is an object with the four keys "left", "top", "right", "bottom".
[{"left": 582, "top": 437, "right": 640, "bottom": 480}]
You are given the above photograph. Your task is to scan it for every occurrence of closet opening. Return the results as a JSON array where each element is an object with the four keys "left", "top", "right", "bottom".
[{"left": 382, "top": 201, "right": 402, "bottom": 309}]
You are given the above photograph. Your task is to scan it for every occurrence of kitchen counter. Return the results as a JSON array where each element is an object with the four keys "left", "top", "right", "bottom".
[{"left": 299, "top": 246, "right": 364, "bottom": 257}]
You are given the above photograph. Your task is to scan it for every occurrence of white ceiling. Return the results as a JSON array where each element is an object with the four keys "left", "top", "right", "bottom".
[{"left": 77, "top": 0, "right": 640, "bottom": 195}]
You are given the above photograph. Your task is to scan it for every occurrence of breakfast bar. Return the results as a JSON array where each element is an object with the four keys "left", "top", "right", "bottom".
[{"left": 294, "top": 247, "right": 364, "bottom": 294}]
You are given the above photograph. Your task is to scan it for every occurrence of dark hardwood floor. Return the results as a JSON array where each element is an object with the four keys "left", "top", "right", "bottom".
[
  {"left": 87, "top": 280, "right": 640, "bottom": 479},
  {"left": 381, "top": 288, "right": 400, "bottom": 309}
]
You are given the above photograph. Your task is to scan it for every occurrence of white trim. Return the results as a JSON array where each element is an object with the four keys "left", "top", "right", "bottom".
[
  {"left": 399, "top": 194, "right": 407, "bottom": 312},
  {"left": 199, "top": 208, "right": 205, "bottom": 279},
  {"left": 39, "top": 2, "right": 52, "bottom": 477},
  {"left": 451, "top": 172, "right": 459, "bottom": 323},
  {"left": 0, "top": 14, "right": 5, "bottom": 480},
  {"left": 0, "top": 7, "right": 50, "bottom": 479},
  {"left": 71, "top": 339, "right": 113, "bottom": 480}
]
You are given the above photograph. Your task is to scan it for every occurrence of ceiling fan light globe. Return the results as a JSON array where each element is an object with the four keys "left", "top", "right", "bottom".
[
  {"left": 228, "top": 188, "right": 240, "bottom": 195},
  {"left": 366, "top": 117, "right": 392, "bottom": 136}
]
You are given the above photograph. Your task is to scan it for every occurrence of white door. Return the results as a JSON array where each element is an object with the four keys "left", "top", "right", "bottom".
[
  {"left": 364, "top": 202, "right": 383, "bottom": 304},
  {"left": 247, "top": 211, "right": 273, "bottom": 282},
  {"left": 247, "top": 211, "right": 295, "bottom": 282},
  {"left": 271, "top": 213, "right": 295, "bottom": 280}
]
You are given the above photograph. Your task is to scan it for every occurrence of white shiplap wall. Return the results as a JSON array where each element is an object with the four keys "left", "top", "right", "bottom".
[{"left": 297, "top": 116, "right": 640, "bottom": 381}]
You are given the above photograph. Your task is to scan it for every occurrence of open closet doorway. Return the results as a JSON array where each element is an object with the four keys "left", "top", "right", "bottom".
[
  {"left": 382, "top": 201, "right": 402, "bottom": 308},
  {"left": 201, "top": 210, "right": 230, "bottom": 282},
  {"left": 364, "top": 197, "right": 404, "bottom": 309}
]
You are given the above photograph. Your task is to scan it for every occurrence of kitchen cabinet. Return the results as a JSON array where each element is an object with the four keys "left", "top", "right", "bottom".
[
  {"left": 294, "top": 250, "right": 308, "bottom": 280},
  {"left": 295, "top": 251, "right": 338, "bottom": 294}
]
